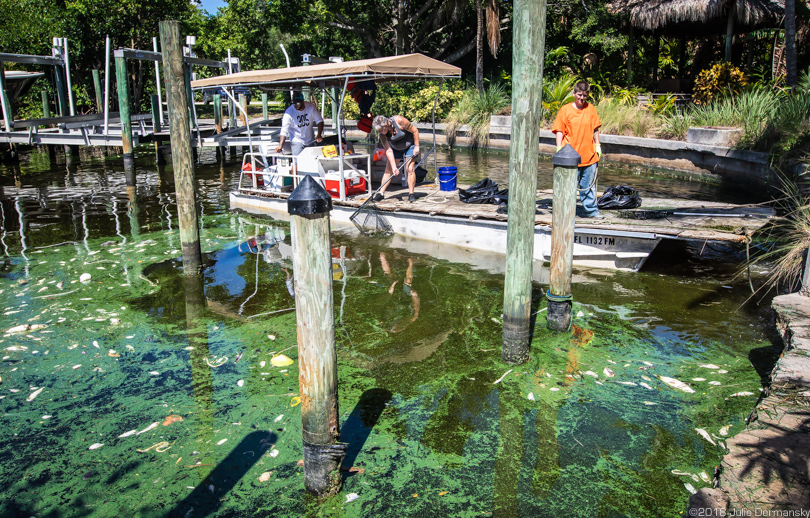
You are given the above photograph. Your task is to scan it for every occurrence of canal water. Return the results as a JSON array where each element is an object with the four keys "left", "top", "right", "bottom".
[{"left": 0, "top": 146, "right": 779, "bottom": 517}]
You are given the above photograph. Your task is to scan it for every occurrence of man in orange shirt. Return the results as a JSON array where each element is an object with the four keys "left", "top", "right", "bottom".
[{"left": 552, "top": 81, "right": 604, "bottom": 219}]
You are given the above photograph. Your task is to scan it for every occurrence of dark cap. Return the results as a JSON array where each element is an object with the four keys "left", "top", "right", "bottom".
[{"left": 292, "top": 92, "right": 304, "bottom": 102}]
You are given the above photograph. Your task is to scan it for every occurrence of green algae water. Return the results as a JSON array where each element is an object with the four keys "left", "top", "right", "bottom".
[{"left": 0, "top": 147, "right": 779, "bottom": 517}]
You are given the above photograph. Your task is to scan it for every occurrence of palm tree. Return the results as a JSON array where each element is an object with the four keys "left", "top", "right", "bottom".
[{"left": 785, "top": 0, "right": 797, "bottom": 86}]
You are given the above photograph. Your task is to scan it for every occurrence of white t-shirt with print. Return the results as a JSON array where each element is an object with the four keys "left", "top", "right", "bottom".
[{"left": 279, "top": 102, "right": 324, "bottom": 146}]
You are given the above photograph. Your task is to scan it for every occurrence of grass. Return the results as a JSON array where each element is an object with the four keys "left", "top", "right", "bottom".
[{"left": 445, "top": 83, "right": 510, "bottom": 148}]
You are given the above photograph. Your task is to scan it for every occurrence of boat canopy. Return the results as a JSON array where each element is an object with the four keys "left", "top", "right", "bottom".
[{"left": 190, "top": 53, "right": 461, "bottom": 90}]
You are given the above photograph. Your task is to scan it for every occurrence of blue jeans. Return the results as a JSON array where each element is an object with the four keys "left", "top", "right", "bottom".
[{"left": 578, "top": 163, "right": 600, "bottom": 217}]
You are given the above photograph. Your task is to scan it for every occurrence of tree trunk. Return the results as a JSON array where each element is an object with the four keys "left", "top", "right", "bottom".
[
  {"left": 476, "top": 0, "right": 484, "bottom": 91},
  {"left": 785, "top": 0, "right": 797, "bottom": 86}
]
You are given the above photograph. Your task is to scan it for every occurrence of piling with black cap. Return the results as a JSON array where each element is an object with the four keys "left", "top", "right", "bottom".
[
  {"left": 288, "top": 175, "right": 346, "bottom": 497},
  {"left": 547, "top": 144, "right": 580, "bottom": 332}
]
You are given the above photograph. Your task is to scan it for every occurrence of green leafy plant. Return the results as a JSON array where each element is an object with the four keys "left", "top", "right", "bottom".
[
  {"left": 612, "top": 86, "right": 645, "bottom": 107},
  {"left": 541, "top": 75, "right": 577, "bottom": 120},
  {"left": 445, "top": 83, "right": 509, "bottom": 148},
  {"left": 693, "top": 62, "right": 748, "bottom": 105},
  {"left": 645, "top": 94, "right": 676, "bottom": 116}
]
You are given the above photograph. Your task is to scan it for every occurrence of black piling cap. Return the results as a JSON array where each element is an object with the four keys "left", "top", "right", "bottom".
[
  {"left": 288, "top": 175, "right": 332, "bottom": 216},
  {"left": 552, "top": 144, "right": 581, "bottom": 168}
]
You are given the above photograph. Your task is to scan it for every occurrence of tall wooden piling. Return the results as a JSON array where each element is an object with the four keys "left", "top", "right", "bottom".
[
  {"left": 261, "top": 93, "right": 268, "bottom": 120},
  {"left": 547, "top": 145, "right": 580, "bottom": 332},
  {"left": 287, "top": 175, "right": 346, "bottom": 497},
  {"left": 160, "top": 20, "right": 202, "bottom": 275},
  {"left": 114, "top": 55, "right": 135, "bottom": 167},
  {"left": 502, "top": 0, "right": 547, "bottom": 364},
  {"left": 151, "top": 94, "right": 165, "bottom": 165},
  {"left": 92, "top": 69, "right": 104, "bottom": 113},
  {"left": 41, "top": 91, "right": 50, "bottom": 118}
]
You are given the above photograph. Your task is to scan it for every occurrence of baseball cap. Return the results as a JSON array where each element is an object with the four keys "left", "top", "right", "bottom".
[{"left": 292, "top": 92, "right": 304, "bottom": 102}]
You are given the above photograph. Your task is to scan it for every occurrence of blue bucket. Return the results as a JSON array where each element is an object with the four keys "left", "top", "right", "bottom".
[{"left": 438, "top": 166, "right": 457, "bottom": 192}]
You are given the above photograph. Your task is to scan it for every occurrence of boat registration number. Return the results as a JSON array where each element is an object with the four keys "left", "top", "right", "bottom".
[{"left": 574, "top": 235, "right": 616, "bottom": 246}]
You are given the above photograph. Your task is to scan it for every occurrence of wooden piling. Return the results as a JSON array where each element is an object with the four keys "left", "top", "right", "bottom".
[
  {"left": 54, "top": 66, "right": 69, "bottom": 116},
  {"left": 114, "top": 55, "right": 135, "bottom": 166},
  {"left": 261, "top": 93, "right": 268, "bottom": 120},
  {"left": 288, "top": 176, "right": 346, "bottom": 497},
  {"left": 213, "top": 94, "right": 222, "bottom": 134},
  {"left": 41, "top": 91, "right": 50, "bottom": 118},
  {"left": 160, "top": 20, "right": 202, "bottom": 275},
  {"left": 502, "top": 0, "right": 547, "bottom": 364},
  {"left": 547, "top": 145, "right": 580, "bottom": 332},
  {"left": 238, "top": 93, "right": 248, "bottom": 127},
  {"left": 92, "top": 69, "right": 104, "bottom": 113}
]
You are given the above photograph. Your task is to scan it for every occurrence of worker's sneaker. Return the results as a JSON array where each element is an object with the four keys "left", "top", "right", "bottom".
[
  {"left": 373, "top": 193, "right": 384, "bottom": 202},
  {"left": 589, "top": 213, "right": 605, "bottom": 219},
  {"left": 408, "top": 194, "right": 416, "bottom": 203}
]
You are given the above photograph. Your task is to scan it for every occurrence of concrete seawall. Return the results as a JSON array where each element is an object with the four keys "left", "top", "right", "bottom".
[{"left": 341, "top": 116, "right": 780, "bottom": 194}]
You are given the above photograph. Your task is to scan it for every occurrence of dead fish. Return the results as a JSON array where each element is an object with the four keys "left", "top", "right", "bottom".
[
  {"left": 89, "top": 443, "right": 104, "bottom": 450},
  {"left": 583, "top": 371, "right": 599, "bottom": 378},
  {"left": 79, "top": 273, "right": 91, "bottom": 283},
  {"left": 118, "top": 430, "right": 138, "bottom": 438},
  {"left": 234, "top": 352, "right": 243, "bottom": 363},
  {"left": 719, "top": 425, "right": 731, "bottom": 436},
  {"left": 658, "top": 376, "right": 695, "bottom": 394},
  {"left": 26, "top": 387, "right": 44, "bottom": 402},
  {"left": 695, "top": 428, "right": 716, "bottom": 445},
  {"left": 7, "top": 325, "right": 46, "bottom": 334},
  {"left": 729, "top": 391, "right": 754, "bottom": 397},
  {"left": 237, "top": 380, "right": 245, "bottom": 387},
  {"left": 136, "top": 422, "right": 159, "bottom": 435},
  {"left": 639, "top": 383, "right": 653, "bottom": 390},
  {"left": 638, "top": 365, "right": 653, "bottom": 371},
  {"left": 259, "top": 472, "right": 273, "bottom": 483},
  {"left": 603, "top": 367, "right": 615, "bottom": 378},
  {"left": 617, "top": 381, "right": 637, "bottom": 386},
  {"left": 217, "top": 439, "right": 228, "bottom": 445},
  {"left": 699, "top": 364, "right": 720, "bottom": 369}
]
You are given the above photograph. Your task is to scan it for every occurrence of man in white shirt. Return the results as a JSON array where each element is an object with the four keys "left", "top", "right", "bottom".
[{"left": 275, "top": 92, "right": 324, "bottom": 156}]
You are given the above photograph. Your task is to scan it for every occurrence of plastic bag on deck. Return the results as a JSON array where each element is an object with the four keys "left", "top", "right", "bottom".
[
  {"left": 597, "top": 185, "right": 642, "bottom": 210},
  {"left": 459, "top": 178, "right": 509, "bottom": 205}
]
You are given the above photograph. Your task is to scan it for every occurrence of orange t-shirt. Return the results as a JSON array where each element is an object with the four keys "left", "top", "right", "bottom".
[{"left": 552, "top": 103, "right": 601, "bottom": 167}]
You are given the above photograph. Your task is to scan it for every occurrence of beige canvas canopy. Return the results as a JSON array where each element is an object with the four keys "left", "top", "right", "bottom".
[{"left": 191, "top": 53, "right": 461, "bottom": 90}]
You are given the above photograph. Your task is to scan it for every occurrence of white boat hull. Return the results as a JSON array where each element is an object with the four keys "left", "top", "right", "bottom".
[{"left": 230, "top": 192, "right": 661, "bottom": 271}]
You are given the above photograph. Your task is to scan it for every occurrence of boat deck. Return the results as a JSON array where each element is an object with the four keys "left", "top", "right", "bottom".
[{"left": 232, "top": 180, "right": 775, "bottom": 271}]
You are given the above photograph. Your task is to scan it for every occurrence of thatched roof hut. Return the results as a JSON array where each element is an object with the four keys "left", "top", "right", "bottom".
[{"left": 607, "top": 0, "right": 785, "bottom": 36}]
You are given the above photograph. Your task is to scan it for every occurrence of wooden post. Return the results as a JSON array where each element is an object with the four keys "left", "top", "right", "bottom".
[
  {"left": 502, "top": 0, "right": 547, "bottom": 365},
  {"left": 287, "top": 175, "right": 346, "bottom": 497},
  {"left": 547, "top": 145, "right": 580, "bottom": 332},
  {"left": 261, "top": 93, "right": 268, "bottom": 120},
  {"left": 92, "top": 69, "right": 104, "bottom": 113},
  {"left": 152, "top": 95, "right": 165, "bottom": 165},
  {"left": 183, "top": 63, "right": 197, "bottom": 129},
  {"left": 239, "top": 93, "right": 248, "bottom": 127},
  {"left": 160, "top": 20, "right": 203, "bottom": 275},
  {"left": 127, "top": 185, "right": 140, "bottom": 237},
  {"left": 41, "top": 91, "right": 50, "bottom": 118},
  {"left": 115, "top": 55, "right": 135, "bottom": 167}
]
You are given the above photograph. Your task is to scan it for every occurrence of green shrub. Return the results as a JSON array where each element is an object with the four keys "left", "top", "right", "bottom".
[
  {"left": 541, "top": 75, "right": 577, "bottom": 121},
  {"left": 340, "top": 81, "right": 464, "bottom": 123},
  {"left": 595, "top": 97, "right": 662, "bottom": 138},
  {"left": 693, "top": 62, "right": 747, "bottom": 105},
  {"left": 445, "top": 83, "right": 509, "bottom": 148}
]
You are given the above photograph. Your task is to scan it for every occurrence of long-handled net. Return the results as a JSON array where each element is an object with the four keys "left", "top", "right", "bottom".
[
  {"left": 350, "top": 151, "right": 433, "bottom": 236},
  {"left": 617, "top": 209, "right": 755, "bottom": 220}
]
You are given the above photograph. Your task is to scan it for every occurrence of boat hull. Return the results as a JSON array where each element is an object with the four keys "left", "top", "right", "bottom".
[{"left": 230, "top": 192, "right": 661, "bottom": 271}]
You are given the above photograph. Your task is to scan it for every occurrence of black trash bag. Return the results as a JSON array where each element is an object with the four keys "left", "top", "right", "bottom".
[
  {"left": 459, "top": 178, "right": 509, "bottom": 204},
  {"left": 415, "top": 166, "right": 428, "bottom": 184},
  {"left": 597, "top": 185, "right": 642, "bottom": 210}
]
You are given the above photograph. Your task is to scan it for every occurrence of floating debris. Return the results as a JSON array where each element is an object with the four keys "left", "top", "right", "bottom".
[
  {"left": 617, "top": 381, "right": 637, "bottom": 386},
  {"left": 684, "top": 482, "right": 697, "bottom": 494},
  {"left": 260, "top": 361, "right": 266, "bottom": 368},
  {"left": 72, "top": 365, "right": 82, "bottom": 370},
  {"left": 346, "top": 493, "right": 360, "bottom": 503},
  {"left": 643, "top": 401, "right": 657, "bottom": 406},
  {"left": 259, "top": 472, "right": 273, "bottom": 483},
  {"left": 695, "top": 428, "right": 716, "bottom": 445},
  {"left": 719, "top": 425, "right": 731, "bottom": 436},
  {"left": 270, "top": 354, "right": 293, "bottom": 367},
  {"left": 729, "top": 391, "right": 754, "bottom": 397},
  {"left": 709, "top": 381, "right": 722, "bottom": 386},
  {"left": 237, "top": 380, "right": 245, "bottom": 387},
  {"left": 550, "top": 387, "right": 560, "bottom": 392},
  {"left": 603, "top": 367, "right": 615, "bottom": 378},
  {"left": 718, "top": 370, "right": 728, "bottom": 374},
  {"left": 26, "top": 387, "right": 44, "bottom": 402},
  {"left": 89, "top": 443, "right": 104, "bottom": 450},
  {"left": 217, "top": 439, "right": 228, "bottom": 446},
  {"left": 290, "top": 397, "right": 301, "bottom": 407},
  {"left": 92, "top": 341, "right": 99, "bottom": 348},
  {"left": 42, "top": 415, "right": 52, "bottom": 420},
  {"left": 570, "top": 325, "right": 594, "bottom": 346},
  {"left": 527, "top": 392, "right": 535, "bottom": 401},
  {"left": 583, "top": 371, "right": 599, "bottom": 378},
  {"left": 79, "top": 273, "right": 92, "bottom": 283},
  {"left": 206, "top": 357, "right": 228, "bottom": 368},
  {"left": 699, "top": 364, "right": 720, "bottom": 369},
  {"left": 149, "top": 371, "right": 159, "bottom": 376},
  {"left": 234, "top": 352, "right": 243, "bottom": 363},
  {"left": 267, "top": 334, "right": 276, "bottom": 341},
  {"left": 274, "top": 415, "right": 284, "bottom": 422},
  {"left": 692, "top": 378, "right": 706, "bottom": 382},
  {"left": 699, "top": 471, "right": 710, "bottom": 483},
  {"left": 269, "top": 449, "right": 279, "bottom": 458},
  {"left": 658, "top": 376, "right": 695, "bottom": 393}
]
